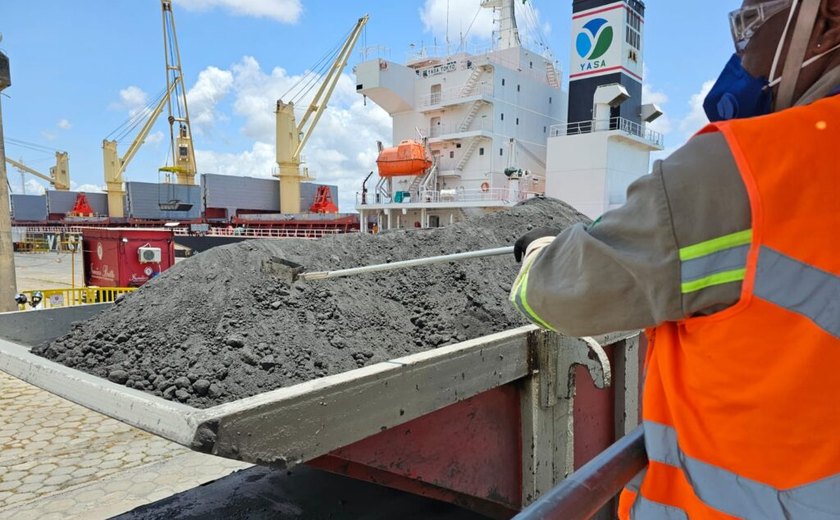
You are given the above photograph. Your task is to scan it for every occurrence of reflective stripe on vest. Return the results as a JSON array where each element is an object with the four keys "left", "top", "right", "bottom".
[
  {"left": 679, "top": 229, "right": 751, "bottom": 293},
  {"left": 631, "top": 495, "right": 688, "bottom": 520},
  {"left": 755, "top": 246, "right": 840, "bottom": 339},
  {"left": 644, "top": 421, "right": 840, "bottom": 519}
]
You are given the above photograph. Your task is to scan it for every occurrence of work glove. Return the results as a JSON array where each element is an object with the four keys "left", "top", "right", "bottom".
[{"left": 513, "top": 227, "right": 562, "bottom": 263}]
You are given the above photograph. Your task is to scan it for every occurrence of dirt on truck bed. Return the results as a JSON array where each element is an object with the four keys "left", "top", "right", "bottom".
[{"left": 33, "top": 198, "right": 588, "bottom": 408}]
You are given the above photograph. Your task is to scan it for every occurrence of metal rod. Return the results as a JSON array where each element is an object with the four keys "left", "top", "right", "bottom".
[
  {"left": 299, "top": 246, "right": 514, "bottom": 281},
  {"left": 513, "top": 426, "right": 647, "bottom": 520}
]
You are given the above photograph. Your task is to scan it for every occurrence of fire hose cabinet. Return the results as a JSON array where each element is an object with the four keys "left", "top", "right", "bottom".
[{"left": 82, "top": 228, "right": 175, "bottom": 287}]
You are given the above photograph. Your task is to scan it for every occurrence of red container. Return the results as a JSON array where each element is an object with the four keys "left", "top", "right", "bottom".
[{"left": 82, "top": 228, "right": 175, "bottom": 287}]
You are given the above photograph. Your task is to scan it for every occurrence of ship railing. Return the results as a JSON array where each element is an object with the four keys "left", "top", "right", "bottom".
[
  {"left": 428, "top": 117, "right": 493, "bottom": 138},
  {"left": 419, "top": 84, "right": 494, "bottom": 108},
  {"left": 406, "top": 43, "right": 494, "bottom": 63},
  {"left": 172, "top": 227, "right": 342, "bottom": 239},
  {"left": 485, "top": 53, "right": 558, "bottom": 87},
  {"left": 356, "top": 187, "right": 540, "bottom": 206},
  {"left": 358, "top": 45, "right": 391, "bottom": 61},
  {"left": 549, "top": 117, "right": 665, "bottom": 148}
]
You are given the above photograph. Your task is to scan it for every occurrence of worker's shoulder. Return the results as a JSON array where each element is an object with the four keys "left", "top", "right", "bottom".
[
  {"left": 655, "top": 131, "right": 750, "bottom": 247},
  {"left": 656, "top": 131, "right": 735, "bottom": 183}
]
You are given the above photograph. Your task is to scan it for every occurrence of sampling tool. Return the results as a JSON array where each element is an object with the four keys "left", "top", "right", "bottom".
[{"left": 265, "top": 246, "right": 514, "bottom": 283}]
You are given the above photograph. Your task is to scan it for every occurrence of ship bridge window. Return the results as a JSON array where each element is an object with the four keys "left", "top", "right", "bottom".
[
  {"left": 502, "top": 78, "right": 505, "bottom": 86},
  {"left": 529, "top": 61, "right": 533, "bottom": 69},
  {"left": 626, "top": 9, "right": 642, "bottom": 50},
  {"left": 501, "top": 113, "right": 504, "bottom": 121},
  {"left": 449, "top": 151, "right": 455, "bottom": 159},
  {"left": 516, "top": 117, "right": 519, "bottom": 125},
  {"left": 456, "top": 143, "right": 462, "bottom": 148},
  {"left": 479, "top": 147, "right": 485, "bottom": 156},
  {"left": 549, "top": 96, "right": 552, "bottom": 104},
  {"left": 431, "top": 83, "right": 442, "bottom": 104},
  {"left": 517, "top": 84, "right": 520, "bottom": 92},
  {"left": 500, "top": 148, "right": 504, "bottom": 156}
]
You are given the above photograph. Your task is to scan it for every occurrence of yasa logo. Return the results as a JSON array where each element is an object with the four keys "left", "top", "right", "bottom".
[{"left": 576, "top": 17, "right": 613, "bottom": 61}]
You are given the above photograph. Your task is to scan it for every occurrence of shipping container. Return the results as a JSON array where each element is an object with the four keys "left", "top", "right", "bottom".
[
  {"left": 10, "top": 194, "right": 48, "bottom": 222},
  {"left": 202, "top": 173, "right": 340, "bottom": 218},
  {"left": 82, "top": 228, "right": 175, "bottom": 287},
  {"left": 47, "top": 190, "right": 108, "bottom": 218},
  {"left": 125, "top": 181, "right": 202, "bottom": 220},
  {"left": 202, "top": 173, "right": 279, "bottom": 219}
]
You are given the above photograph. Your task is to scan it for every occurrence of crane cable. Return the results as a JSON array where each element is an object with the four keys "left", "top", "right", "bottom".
[
  {"left": 279, "top": 24, "right": 354, "bottom": 107},
  {"left": 4, "top": 137, "right": 58, "bottom": 154},
  {"left": 106, "top": 86, "right": 169, "bottom": 143}
]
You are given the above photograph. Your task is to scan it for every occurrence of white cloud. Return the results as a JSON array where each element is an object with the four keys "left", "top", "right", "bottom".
[
  {"left": 420, "top": 0, "right": 494, "bottom": 45},
  {"left": 40, "top": 131, "right": 56, "bottom": 141},
  {"left": 419, "top": 0, "right": 550, "bottom": 54},
  {"left": 70, "top": 181, "right": 106, "bottom": 193},
  {"left": 175, "top": 0, "right": 302, "bottom": 23},
  {"left": 57, "top": 118, "right": 72, "bottom": 130},
  {"left": 650, "top": 80, "right": 715, "bottom": 161},
  {"left": 187, "top": 66, "right": 234, "bottom": 132},
  {"left": 146, "top": 131, "right": 165, "bottom": 144},
  {"left": 193, "top": 56, "right": 391, "bottom": 211},
  {"left": 112, "top": 85, "right": 150, "bottom": 117},
  {"left": 10, "top": 179, "right": 47, "bottom": 195},
  {"left": 642, "top": 82, "right": 672, "bottom": 135},
  {"left": 678, "top": 79, "right": 715, "bottom": 137}
]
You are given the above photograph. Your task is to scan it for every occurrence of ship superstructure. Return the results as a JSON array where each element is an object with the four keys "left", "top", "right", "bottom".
[{"left": 355, "top": 0, "right": 565, "bottom": 232}]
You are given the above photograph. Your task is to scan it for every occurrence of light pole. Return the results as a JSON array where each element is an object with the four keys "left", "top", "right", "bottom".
[{"left": 0, "top": 46, "right": 18, "bottom": 312}]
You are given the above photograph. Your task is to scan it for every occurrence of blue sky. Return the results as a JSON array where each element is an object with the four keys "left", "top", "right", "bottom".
[{"left": 1, "top": 0, "right": 740, "bottom": 210}]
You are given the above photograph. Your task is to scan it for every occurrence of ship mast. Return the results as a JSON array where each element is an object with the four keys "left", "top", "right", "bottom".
[{"left": 480, "top": 0, "right": 521, "bottom": 50}]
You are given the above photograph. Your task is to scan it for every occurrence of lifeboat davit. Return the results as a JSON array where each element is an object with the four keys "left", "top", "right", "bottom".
[{"left": 376, "top": 140, "right": 431, "bottom": 177}]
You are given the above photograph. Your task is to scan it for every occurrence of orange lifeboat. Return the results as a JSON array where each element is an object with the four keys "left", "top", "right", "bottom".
[{"left": 376, "top": 140, "right": 431, "bottom": 177}]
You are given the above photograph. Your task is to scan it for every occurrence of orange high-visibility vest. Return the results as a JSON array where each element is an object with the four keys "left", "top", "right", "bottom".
[{"left": 619, "top": 95, "right": 840, "bottom": 518}]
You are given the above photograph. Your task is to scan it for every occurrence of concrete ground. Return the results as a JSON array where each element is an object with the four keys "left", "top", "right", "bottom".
[
  {"left": 0, "top": 370, "right": 250, "bottom": 519},
  {"left": 0, "top": 370, "right": 490, "bottom": 520},
  {"left": 13, "top": 251, "right": 84, "bottom": 293}
]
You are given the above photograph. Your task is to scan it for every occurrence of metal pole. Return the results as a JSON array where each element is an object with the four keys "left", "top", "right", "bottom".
[
  {"left": 300, "top": 246, "right": 514, "bottom": 281},
  {"left": 0, "top": 49, "right": 17, "bottom": 312},
  {"left": 513, "top": 426, "right": 647, "bottom": 520}
]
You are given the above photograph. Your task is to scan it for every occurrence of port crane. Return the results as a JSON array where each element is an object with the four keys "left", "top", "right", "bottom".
[
  {"left": 275, "top": 15, "right": 368, "bottom": 214},
  {"left": 102, "top": 0, "right": 196, "bottom": 218},
  {"left": 5, "top": 151, "right": 70, "bottom": 191}
]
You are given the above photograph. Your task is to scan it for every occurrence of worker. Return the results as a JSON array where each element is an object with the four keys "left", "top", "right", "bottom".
[{"left": 510, "top": 0, "right": 840, "bottom": 517}]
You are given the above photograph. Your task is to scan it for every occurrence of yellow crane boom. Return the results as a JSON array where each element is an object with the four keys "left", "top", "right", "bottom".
[
  {"left": 102, "top": 80, "right": 178, "bottom": 218},
  {"left": 275, "top": 14, "right": 369, "bottom": 214},
  {"left": 5, "top": 152, "right": 70, "bottom": 190},
  {"left": 102, "top": 0, "right": 195, "bottom": 218}
]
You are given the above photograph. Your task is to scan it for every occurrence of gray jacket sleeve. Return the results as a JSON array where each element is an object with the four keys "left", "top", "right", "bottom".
[{"left": 511, "top": 132, "right": 751, "bottom": 337}]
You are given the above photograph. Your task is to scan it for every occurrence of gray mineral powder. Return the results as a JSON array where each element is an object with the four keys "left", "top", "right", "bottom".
[{"left": 33, "top": 198, "right": 588, "bottom": 408}]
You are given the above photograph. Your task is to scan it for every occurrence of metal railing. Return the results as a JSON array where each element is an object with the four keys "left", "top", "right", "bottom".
[
  {"left": 172, "top": 227, "right": 343, "bottom": 239},
  {"left": 419, "top": 84, "right": 494, "bottom": 108},
  {"left": 550, "top": 117, "right": 665, "bottom": 148},
  {"left": 428, "top": 117, "right": 493, "bottom": 138},
  {"left": 406, "top": 43, "right": 493, "bottom": 63},
  {"left": 16, "top": 287, "right": 137, "bottom": 311},
  {"left": 514, "top": 426, "right": 646, "bottom": 520},
  {"left": 357, "top": 186, "right": 540, "bottom": 206},
  {"left": 358, "top": 45, "right": 391, "bottom": 61}
]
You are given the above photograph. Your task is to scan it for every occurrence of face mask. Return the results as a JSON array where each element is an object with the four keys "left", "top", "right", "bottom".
[{"left": 703, "top": 53, "right": 773, "bottom": 121}]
